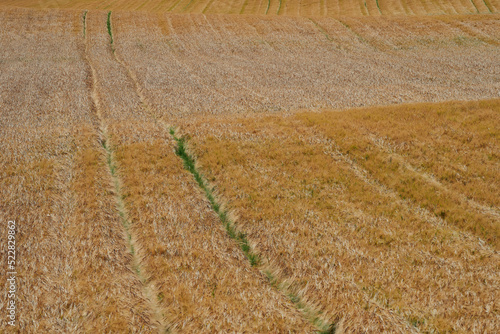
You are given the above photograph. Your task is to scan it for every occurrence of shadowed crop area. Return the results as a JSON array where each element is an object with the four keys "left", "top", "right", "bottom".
[{"left": 0, "top": 2, "right": 498, "bottom": 333}]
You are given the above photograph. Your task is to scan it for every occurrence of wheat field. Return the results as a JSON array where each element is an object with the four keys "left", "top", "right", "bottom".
[
  {"left": 0, "top": 1, "right": 498, "bottom": 333},
  {"left": 1, "top": 0, "right": 499, "bottom": 15}
]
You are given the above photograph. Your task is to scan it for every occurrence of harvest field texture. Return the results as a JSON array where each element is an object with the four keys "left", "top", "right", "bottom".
[
  {"left": 2, "top": 0, "right": 500, "bottom": 15},
  {"left": 0, "top": 0, "right": 499, "bottom": 333}
]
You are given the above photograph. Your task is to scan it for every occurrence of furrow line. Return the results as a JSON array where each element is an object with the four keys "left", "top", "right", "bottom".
[{"left": 83, "top": 11, "right": 170, "bottom": 333}]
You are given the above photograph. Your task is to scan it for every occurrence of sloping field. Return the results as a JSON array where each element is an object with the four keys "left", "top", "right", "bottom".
[
  {"left": 0, "top": 9, "right": 157, "bottom": 332},
  {"left": 0, "top": 3, "right": 499, "bottom": 334},
  {"left": 107, "top": 11, "right": 500, "bottom": 117},
  {"left": 85, "top": 10, "right": 314, "bottom": 330},
  {"left": 1, "top": 0, "right": 499, "bottom": 15},
  {"left": 180, "top": 99, "right": 500, "bottom": 333}
]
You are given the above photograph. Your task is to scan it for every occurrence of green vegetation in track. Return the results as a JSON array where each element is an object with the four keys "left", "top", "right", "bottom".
[
  {"left": 83, "top": 10, "right": 87, "bottom": 37},
  {"left": 170, "top": 127, "right": 262, "bottom": 267},
  {"left": 107, "top": 11, "right": 114, "bottom": 51},
  {"left": 170, "top": 127, "right": 336, "bottom": 332}
]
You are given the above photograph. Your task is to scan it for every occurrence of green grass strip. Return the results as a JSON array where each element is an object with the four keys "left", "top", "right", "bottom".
[
  {"left": 107, "top": 11, "right": 114, "bottom": 52},
  {"left": 170, "top": 128, "right": 260, "bottom": 266},
  {"left": 376, "top": 0, "right": 382, "bottom": 14},
  {"left": 169, "top": 127, "right": 337, "bottom": 332},
  {"left": 83, "top": 10, "right": 87, "bottom": 38}
]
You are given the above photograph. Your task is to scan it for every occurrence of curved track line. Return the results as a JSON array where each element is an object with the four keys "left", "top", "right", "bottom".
[
  {"left": 104, "top": 12, "right": 338, "bottom": 333},
  {"left": 85, "top": 11, "right": 171, "bottom": 333}
]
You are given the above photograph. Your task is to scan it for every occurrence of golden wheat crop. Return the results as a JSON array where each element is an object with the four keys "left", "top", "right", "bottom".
[
  {"left": 1, "top": 3, "right": 499, "bottom": 333},
  {"left": 1, "top": 0, "right": 498, "bottom": 15},
  {"left": 0, "top": 8, "right": 156, "bottom": 332},
  {"left": 297, "top": 100, "right": 500, "bottom": 247},
  {"left": 110, "top": 12, "right": 499, "bottom": 119},
  {"left": 179, "top": 101, "right": 499, "bottom": 332}
]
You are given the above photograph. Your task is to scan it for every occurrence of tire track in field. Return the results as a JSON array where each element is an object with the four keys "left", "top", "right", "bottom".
[
  {"left": 106, "top": 11, "right": 337, "bottom": 333},
  {"left": 306, "top": 129, "right": 499, "bottom": 256},
  {"left": 82, "top": 10, "right": 170, "bottom": 333},
  {"left": 438, "top": 18, "right": 500, "bottom": 46},
  {"left": 365, "top": 131, "right": 500, "bottom": 221}
]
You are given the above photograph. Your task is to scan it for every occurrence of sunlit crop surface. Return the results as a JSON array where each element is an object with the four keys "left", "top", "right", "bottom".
[{"left": 0, "top": 3, "right": 498, "bottom": 333}]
